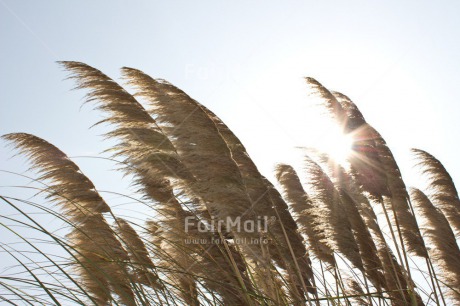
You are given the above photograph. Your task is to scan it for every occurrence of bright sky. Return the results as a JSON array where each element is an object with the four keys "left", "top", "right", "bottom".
[{"left": 2, "top": 0, "right": 460, "bottom": 209}]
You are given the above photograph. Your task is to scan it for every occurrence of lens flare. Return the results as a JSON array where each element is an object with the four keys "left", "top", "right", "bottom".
[{"left": 314, "top": 126, "right": 353, "bottom": 164}]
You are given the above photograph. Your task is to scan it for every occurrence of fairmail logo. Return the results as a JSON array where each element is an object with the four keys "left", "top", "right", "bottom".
[{"left": 184, "top": 215, "right": 274, "bottom": 233}]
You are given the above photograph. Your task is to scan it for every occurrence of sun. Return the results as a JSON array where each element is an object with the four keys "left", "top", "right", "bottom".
[
  {"left": 314, "top": 125, "right": 354, "bottom": 164},
  {"left": 327, "top": 132, "right": 354, "bottom": 164}
]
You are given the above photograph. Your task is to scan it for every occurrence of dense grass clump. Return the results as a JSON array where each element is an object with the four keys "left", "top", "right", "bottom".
[{"left": 1, "top": 62, "right": 459, "bottom": 305}]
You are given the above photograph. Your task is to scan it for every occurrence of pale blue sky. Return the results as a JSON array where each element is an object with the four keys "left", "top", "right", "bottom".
[
  {"left": 2, "top": 0, "right": 460, "bottom": 204},
  {"left": 1, "top": 2, "right": 460, "bottom": 302}
]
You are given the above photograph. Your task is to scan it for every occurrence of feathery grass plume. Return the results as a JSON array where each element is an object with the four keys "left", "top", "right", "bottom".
[
  {"left": 304, "top": 156, "right": 363, "bottom": 271},
  {"left": 148, "top": 207, "right": 199, "bottom": 305},
  {"left": 412, "top": 148, "right": 460, "bottom": 236},
  {"left": 140, "top": 174, "right": 201, "bottom": 305},
  {"left": 275, "top": 163, "right": 335, "bottom": 265},
  {"left": 115, "top": 218, "right": 162, "bottom": 289},
  {"left": 331, "top": 92, "right": 389, "bottom": 198},
  {"left": 58, "top": 62, "right": 204, "bottom": 231},
  {"left": 353, "top": 193, "right": 424, "bottom": 305},
  {"left": 2, "top": 133, "right": 110, "bottom": 220},
  {"left": 317, "top": 155, "right": 386, "bottom": 290},
  {"left": 121, "top": 66, "right": 292, "bottom": 302},
  {"left": 69, "top": 214, "right": 136, "bottom": 306},
  {"left": 344, "top": 278, "right": 369, "bottom": 306},
  {"left": 364, "top": 219, "right": 423, "bottom": 306},
  {"left": 121, "top": 67, "right": 253, "bottom": 221},
  {"left": 348, "top": 124, "right": 390, "bottom": 199},
  {"left": 326, "top": 91, "right": 427, "bottom": 302},
  {"left": 59, "top": 60, "right": 255, "bottom": 304},
  {"left": 304, "top": 77, "right": 347, "bottom": 125},
  {"left": 264, "top": 183, "right": 316, "bottom": 302},
  {"left": 326, "top": 90, "right": 427, "bottom": 258},
  {"left": 377, "top": 136, "right": 428, "bottom": 258},
  {"left": 330, "top": 91, "right": 366, "bottom": 132},
  {"left": 2, "top": 133, "right": 136, "bottom": 305},
  {"left": 146, "top": 218, "right": 199, "bottom": 306},
  {"left": 202, "top": 104, "right": 316, "bottom": 299},
  {"left": 58, "top": 61, "right": 193, "bottom": 186},
  {"left": 195, "top": 240, "right": 255, "bottom": 306},
  {"left": 410, "top": 188, "right": 460, "bottom": 302},
  {"left": 141, "top": 169, "right": 253, "bottom": 305},
  {"left": 121, "top": 68, "right": 267, "bottom": 255},
  {"left": 337, "top": 178, "right": 421, "bottom": 305},
  {"left": 162, "top": 196, "right": 255, "bottom": 306},
  {"left": 306, "top": 78, "right": 382, "bottom": 200},
  {"left": 58, "top": 61, "right": 198, "bottom": 219},
  {"left": 58, "top": 62, "right": 205, "bottom": 303},
  {"left": 146, "top": 220, "right": 163, "bottom": 248},
  {"left": 122, "top": 66, "right": 310, "bottom": 303},
  {"left": 149, "top": 197, "right": 254, "bottom": 305},
  {"left": 332, "top": 163, "right": 426, "bottom": 304}
]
